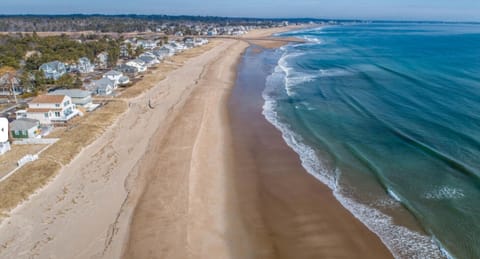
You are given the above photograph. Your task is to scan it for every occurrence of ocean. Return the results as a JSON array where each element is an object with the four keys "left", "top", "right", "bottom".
[{"left": 262, "top": 23, "right": 480, "bottom": 258}]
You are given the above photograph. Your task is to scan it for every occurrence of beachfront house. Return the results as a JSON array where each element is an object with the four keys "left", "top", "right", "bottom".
[
  {"left": 26, "top": 95, "right": 79, "bottom": 124},
  {"left": 154, "top": 47, "right": 173, "bottom": 58},
  {"left": 115, "top": 64, "right": 139, "bottom": 77},
  {"left": 118, "top": 76, "right": 130, "bottom": 86},
  {"left": 138, "top": 55, "right": 160, "bottom": 67},
  {"left": 169, "top": 42, "right": 186, "bottom": 52},
  {"left": 10, "top": 118, "right": 41, "bottom": 139},
  {"left": 126, "top": 59, "right": 147, "bottom": 73},
  {"left": 87, "top": 78, "right": 115, "bottom": 96},
  {"left": 195, "top": 38, "right": 209, "bottom": 46},
  {"left": 49, "top": 89, "right": 93, "bottom": 108},
  {"left": 39, "top": 61, "right": 67, "bottom": 80},
  {"left": 103, "top": 70, "right": 124, "bottom": 86},
  {"left": 96, "top": 52, "right": 109, "bottom": 69}
]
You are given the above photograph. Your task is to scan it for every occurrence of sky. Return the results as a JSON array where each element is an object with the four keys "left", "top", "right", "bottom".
[{"left": 2, "top": 0, "right": 480, "bottom": 22}]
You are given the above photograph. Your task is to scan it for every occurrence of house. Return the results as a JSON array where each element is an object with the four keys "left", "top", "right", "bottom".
[
  {"left": 96, "top": 52, "right": 109, "bottom": 69},
  {"left": 118, "top": 76, "right": 130, "bottom": 86},
  {"left": 126, "top": 59, "right": 147, "bottom": 72},
  {"left": 136, "top": 40, "right": 157, "bottom": 50},
  {"left": 194, "top": 38, "right": 208, "bottom": 46},
  {"left": 87, "top": 78, "right": 115, "bottom": 96},
  {"left": 120, "top": 45, "right": 130, "bottom": 58},
  {"left": 49, "top": 89, "right": 93, "bottom": 108},
  {"left": 154, "top": 47, "right": 174, "bottom": 58},
  {"left": 39, "top": 61, "right": 67, "bottom": 80},
  {"left": 184, "top": 38, "right": 195, "bottom": 48},
  {"left": 169, "top": 42, "right": 186, "bottom": 52},
  {"left": 77, "top": 57, "right": 95, "bottom": 74},
  {"left": 115, "top": 64, "right": 139, "bottom": 77},
  {"left": 10, "top": 118, "right": 41, "bottom": 139},
  {"left": 26, "top": 95, "right": 79, "bottom": 124},
  {"left": 103, "top": 70, "right": 123, "bottom": 86},
  {"left": 138, "top": 55, "right": 160, "bottom": 67}
]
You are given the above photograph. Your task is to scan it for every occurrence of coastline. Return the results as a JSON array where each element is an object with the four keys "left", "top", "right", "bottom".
[
  {"left": 228, "top": 45, "right": 392, "bottom": 258},
  {"left": 0, "top": 26, "right": 393, "bottom": 258}
]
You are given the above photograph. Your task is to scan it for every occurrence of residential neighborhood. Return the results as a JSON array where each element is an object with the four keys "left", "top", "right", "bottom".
[
  {"left": 0, "top": 15, "right": 296, "bottom": 176},
  {"left": 0, "top": 31, "right": 213, "bottom": 161}
]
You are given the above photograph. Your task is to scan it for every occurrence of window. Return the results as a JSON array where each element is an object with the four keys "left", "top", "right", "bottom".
[
  {"left": 55, "top": 104, "right": 60, "bottom": 107},
  {"left": 54, "top": 112, "right": 61, "bottom": 117},
  {"left": 44, "top": 113, "right": 49, "bottom": 118}
]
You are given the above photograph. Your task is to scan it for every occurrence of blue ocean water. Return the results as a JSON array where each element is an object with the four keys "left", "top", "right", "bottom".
[{"left": 263, "top": 23, "right": 480, "bottom": 258}]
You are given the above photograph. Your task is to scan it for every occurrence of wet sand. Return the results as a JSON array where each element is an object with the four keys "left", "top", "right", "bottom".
[{"left": 228, "top": 46, "right": 393, "bottom": 258}]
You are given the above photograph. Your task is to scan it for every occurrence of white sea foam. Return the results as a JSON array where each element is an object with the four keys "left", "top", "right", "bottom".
[
  {"left": 319, "top": 68, "right": 352, "bottom": 77},
  {"left": 262, "top": 55, "right": 445, "bottom": 258},
  {"left": 424, "top": 186, "right": 465, "bottom": 200},
  {"left": 302, "top": 35, "right": 323, "bottom": 44},
  {"left": 277, "top": 52, "right": 317, "bottom": 96}
]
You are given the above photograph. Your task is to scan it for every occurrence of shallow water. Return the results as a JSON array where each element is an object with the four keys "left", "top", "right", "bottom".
[{"left": 264, "top": 23, "right": 480, "bottom": 258}]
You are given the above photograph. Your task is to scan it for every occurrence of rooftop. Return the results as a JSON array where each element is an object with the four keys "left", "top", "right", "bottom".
[
  {"left": 49, "top": 89, "right": 92, "bottom": 99},
  {"left": 10, "top": 118, "right": 39, "bottom": 131},
  {"left": 30, "top": 94, "right": 66, "bottom": 104}
]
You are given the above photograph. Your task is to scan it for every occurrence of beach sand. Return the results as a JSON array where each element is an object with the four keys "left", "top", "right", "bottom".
[{"left": 0, "top": 27, "right": 392, "bottom": 259}]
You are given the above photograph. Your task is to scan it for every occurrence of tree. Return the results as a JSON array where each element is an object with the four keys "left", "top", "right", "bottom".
[
  {"left": 33, "top": 71, "right": 46, "bottom": 91},
  {"left": 73, "top": 75, "right": 82, "bottom": 88},
  {"left": 134, "top": 46, "right": 144, "bottom": 57},
  {"left": 56, "top": 74, "right": 75, "bottom": 88}
]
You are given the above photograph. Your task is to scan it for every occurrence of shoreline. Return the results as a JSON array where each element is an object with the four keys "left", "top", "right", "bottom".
[
  {"left": 228, "top": 45, "right": 392, "bottom": 258},
  {"left": 0, "top": 26, "right": 393, "bottom": 258}
]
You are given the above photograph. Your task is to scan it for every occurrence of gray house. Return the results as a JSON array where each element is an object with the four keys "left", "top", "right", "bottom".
[
  {"left": 77, "top": 57, "right": 95, "bottom": 74},
  {"left": 138, "top": 55, "right": 160, "bottom": 67},
  {"left": 10, "top": 118, "right": 41, "bottom": 139},
  {"left": 88, "top": 78, "right": 114, "bottom": 96},
  {"left": 115, "top": 64, "right": 139, "bottom": 77},
  {"left": 39, "top": 61, "right": 67, "bottom": 80},
  {"left": 49, "top": 89, "right": 93, "bottom": 108}
]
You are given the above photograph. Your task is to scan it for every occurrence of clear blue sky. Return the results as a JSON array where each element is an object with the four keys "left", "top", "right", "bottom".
[{"left": 2, "top": 0, "right": 480, "bottom": 22}]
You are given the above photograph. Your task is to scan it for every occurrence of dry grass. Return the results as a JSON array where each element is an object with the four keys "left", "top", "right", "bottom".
[
  {"left": 0, "top": 144, "right": 47, "bottom": 179},
  {"left": 0, "top": 100, "right": 127, "bottom": 214}
]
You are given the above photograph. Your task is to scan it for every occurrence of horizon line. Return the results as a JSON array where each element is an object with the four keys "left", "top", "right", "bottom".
[{"left": 0, "top": 13, "right": 478, "bottom": 24}]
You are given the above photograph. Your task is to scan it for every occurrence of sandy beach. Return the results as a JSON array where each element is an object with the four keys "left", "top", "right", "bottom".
[{"left": 0, "top": 27, "right": 392, "bottom": 258}]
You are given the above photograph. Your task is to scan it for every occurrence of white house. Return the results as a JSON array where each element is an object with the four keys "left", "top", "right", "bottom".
[
  {"left": 103, "top": 70, "right": 124, "bottom": 86},
  {"left": 49, "top": 89, "right": 94, "bottom": 109},
  {"left": 26, "top": 95, "right": 79, "bottom": 124},
  {"left": 126, "top": 59, "right": 147, "bottom": 73}
]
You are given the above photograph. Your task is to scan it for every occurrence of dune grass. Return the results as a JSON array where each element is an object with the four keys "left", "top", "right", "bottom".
[{"left": 0, "top": 100, "right": 127, "bottom": 215}]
